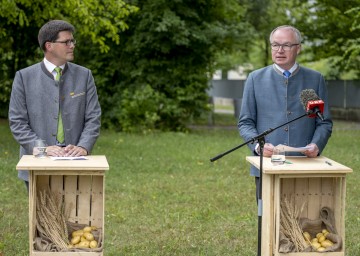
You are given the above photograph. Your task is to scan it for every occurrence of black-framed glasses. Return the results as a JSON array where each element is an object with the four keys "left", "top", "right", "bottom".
[
  {"left": 52, "top": 39, "right": 77, "bottom": 46},
  {"left": 271, "top": 43, "right": 299, "bottom": 51}
]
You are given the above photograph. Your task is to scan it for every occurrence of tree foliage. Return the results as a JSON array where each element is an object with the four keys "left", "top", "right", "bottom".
[
  {"left": 0, "top": 0, "right": 137, "bottom": 112},
  {"left": 1, "top": 0, "right": 359, "bottom": 129},
  {"left": 77, "top": 0, "right": 252, "bottom": 131},
  {"left": 287, "top": 0, "right": 360, "bottom": 78}
]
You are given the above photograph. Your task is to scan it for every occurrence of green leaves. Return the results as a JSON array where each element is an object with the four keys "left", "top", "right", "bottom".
[
  {"left": 290, "top": 0, "right": 360, "bottom": 78},
  {"left": 0, "top": 0, "right": 137, "bottom": 115}
]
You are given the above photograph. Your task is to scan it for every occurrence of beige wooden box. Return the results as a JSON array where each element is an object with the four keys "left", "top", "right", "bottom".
[
  {"left": 246, "top": 156, "right": 352, "bottom": 256},
  {"left": 16, "top": 155, "right": 109, "bottom": 256}
]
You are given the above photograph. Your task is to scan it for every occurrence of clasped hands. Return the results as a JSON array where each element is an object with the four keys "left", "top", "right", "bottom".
[
  {"left": 261, "top": 143, "right": 319, "bottom": 158},
  {"left": 46, "top": 144, "right": 88, "bottom": 157}
]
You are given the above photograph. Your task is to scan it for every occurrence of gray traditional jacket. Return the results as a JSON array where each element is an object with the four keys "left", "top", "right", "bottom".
[{"left": 9, "top": 61, "right": 101, "bottom": 181}]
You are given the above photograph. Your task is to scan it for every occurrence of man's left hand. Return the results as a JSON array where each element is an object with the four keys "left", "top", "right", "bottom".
[
  {"left": 303, "top": 143, "right": 319, "bottom": 158},
  {"left": 64, "top": 144, "right": 88, "bottom": 157}
]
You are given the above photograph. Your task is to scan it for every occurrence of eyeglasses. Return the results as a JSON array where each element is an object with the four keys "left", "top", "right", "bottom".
[
  {"left": 271, "top": 43, "right": 299, "bottom": 51},
  {"left": 52, "top": 39, "right": 77, "bottom": 46}
]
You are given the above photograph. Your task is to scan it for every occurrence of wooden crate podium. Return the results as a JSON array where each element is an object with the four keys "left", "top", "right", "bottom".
[
  {"left": 246, "top": 156, "right": 352, "bottom": 256},
  {"left": 16, "top": 155, "right": 109, "bottom": 256}
]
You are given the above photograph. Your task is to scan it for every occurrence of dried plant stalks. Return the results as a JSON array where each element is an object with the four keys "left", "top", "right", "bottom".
[
  {"left": 36, "top": 190, "right": 69, "bottom": 250},
  {"left": 280, "top": 196, "right": 309, "bottom": 252}
]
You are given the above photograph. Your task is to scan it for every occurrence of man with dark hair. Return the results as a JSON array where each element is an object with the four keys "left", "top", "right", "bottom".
[
  {"left": 9, "top": 20, "right": 101, "bottom": 189},
  {"left": 38, "top": 20, "right": 75, "bottom": 51}
]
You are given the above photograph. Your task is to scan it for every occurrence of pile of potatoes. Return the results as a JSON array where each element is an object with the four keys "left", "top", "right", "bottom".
[
  {"left": 303, "top": 229, "right": 334, "bottom": 252},
  {"left": 68, "top": 226, "right": 98, "bottom": 249}
]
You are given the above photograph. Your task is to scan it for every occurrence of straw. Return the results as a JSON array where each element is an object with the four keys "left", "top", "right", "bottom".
[
  {"left": 280, "top": 196, "right": 309, "bottom": 252},
  {"left": 36, "top": 190, "right": 69, "bottom": 250}
]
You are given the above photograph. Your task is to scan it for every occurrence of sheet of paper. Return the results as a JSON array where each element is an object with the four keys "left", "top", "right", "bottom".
[
  {"left": 50, "top": 156, "right": 88, "bottom": 160},
  {"left": 275, "top": 144, "right": 312, "bottom": 152}
]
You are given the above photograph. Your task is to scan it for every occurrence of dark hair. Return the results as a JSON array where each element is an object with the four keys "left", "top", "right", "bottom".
[{"left": 38, "top": 20, "right": 75, "bottom": 51}]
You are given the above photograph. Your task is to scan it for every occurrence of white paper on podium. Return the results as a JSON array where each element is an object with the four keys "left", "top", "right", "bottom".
[
  {"left": 275, "top": 144, "right": 312, "bottom": 152},
  {"left": 50, "top": 156, "right": 88, "bottom": 160}
]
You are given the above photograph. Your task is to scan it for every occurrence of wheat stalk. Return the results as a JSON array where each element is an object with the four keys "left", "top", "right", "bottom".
[
  {"left": 280, "top": 196, "right": 309, "bottom": 252},
  {"left": 36, "top": 190, "right": 69, "bottom": 250}
]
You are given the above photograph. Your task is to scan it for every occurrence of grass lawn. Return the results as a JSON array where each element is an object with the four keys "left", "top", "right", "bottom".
[{"left": 0, "top": 116, "right": 359, "bottom": 255}]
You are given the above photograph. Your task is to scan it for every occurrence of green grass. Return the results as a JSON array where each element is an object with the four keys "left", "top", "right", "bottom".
[{"left": 1, "top": 118, "right": 360, "bottom": 255}]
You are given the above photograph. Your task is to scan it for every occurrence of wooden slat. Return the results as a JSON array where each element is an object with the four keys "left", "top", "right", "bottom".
[
  {"left": 49, "top": 175, "right": 64, "bottom": 198},
  {"left": 32, "top": 252, "right": 103, "bottom": 256},
  {"left": 294, "top": 178, "right": 309, "bottom": 218},
  {"left": 334, "top": 177, "right": 344, "bottom": 235},
  {"left": 274, "top": 176, "right": 281, "bottom": 254},
  {"left": 261, "top": 173, "right": 274, "bottom": 255},
  {"left": 273, "top": 251, "right": 344, "bottom": 256},
  {"left": 307, "top": 177, "right": 322, "bottom": 219},
  {"left": 64, "top": 175, "right": 78, "bottom": 223},
  {"left": 320, "top": 177, "right": 334, "bottom": 210},
  {"left": 36, "top": 175, "right": 50, "bottom": 192},
  {"left": 91, "top": 176, "right": 104, "bottom": 228},
  {"left": 281, "top": 178, "right": 295, "bottom": 198},
  {"left": 29, "top": 172, "right": 37, "bottom": 253},
  {"left": 78, "top": 175, "right": 91, "bottom": 224},
  {"left": 246, "top": 156, "right": 352, "bottom": 175},
  {"left": 16, "top": 155, "right": 109, "bottom": 171}
]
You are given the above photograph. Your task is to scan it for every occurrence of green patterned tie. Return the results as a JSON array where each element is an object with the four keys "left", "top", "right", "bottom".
[{"left": 54, "top": 67, "right": 64, "bottom": 143}]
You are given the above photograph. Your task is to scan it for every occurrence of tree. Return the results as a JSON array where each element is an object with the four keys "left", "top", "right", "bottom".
[
  {"left": 216, "top": 0, "right": 298, "bottom": 74},
  {"left": 287, "top": 0, "right": 360, "bottom": 79},
  {"left": 77, "top": 0, "right": 253, "bottom": 131},
  {"left": 0, "top": 0, "right": 138, "bottom": 115}
]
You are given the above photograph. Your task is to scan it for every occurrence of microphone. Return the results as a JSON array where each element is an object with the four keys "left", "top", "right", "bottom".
[{"left": 299, "top": 89, "right": 325, "bottom": 121}]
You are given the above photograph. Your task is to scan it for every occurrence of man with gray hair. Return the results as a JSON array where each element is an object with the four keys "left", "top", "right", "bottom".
[
  {"left": 9, "top": 20, "right": 101, "bottom": 190},
  {"left": 238, "top": 25, "right": 332, "bottom": 201}
]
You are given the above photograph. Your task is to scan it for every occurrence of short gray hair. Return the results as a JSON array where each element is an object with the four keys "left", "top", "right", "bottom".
[
  {"left": 269, "top": 25, "right": 302, "bottom": 44},
  {"left": 38, "top": 20, "right": 75, "bottom": 51}
]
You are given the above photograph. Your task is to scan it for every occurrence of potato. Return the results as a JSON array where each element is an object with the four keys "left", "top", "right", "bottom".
[
  {"left": 83, "top": 226, "right": 92, "bottom": 232},
  {"left": 321, "top": 239, "right": 334, "bottom": 248},
  {"left": 71, "top": 235, "right": 81, "bottom": 245},
  {"left": 322, "top": 229, "right": 329, "bottom": 234},
  {"left": 311, "top": 241, "right": 321, "bottom": 250},
  {"left": 317, "top": 247, "right": 326, "bottom": 252},
  {"left": 80, "top": 236, "right": 87, "bottom": 242},
  {"left": 316, "top": 232, "right": 324, "bottom": 239},
  {"left": 311, "top": 238, "right": 318, "bottom": 243},
  {"left": 77, "top": 240, "right": 90, "bottom": 248},
  {"left": 72, "top": 230, "right": 84, "bottom": 237},
  {"left": 91, "top": 226, "right": 98, "bottom": 231},
  {"left": 83, "top": 232, "right": 95, "bottom": 241},
  {"left": 318, "top": 235, "right": 326, "bottom": 243},
  {"left": 89, "top": 240, "right": 98, "bottom": 248}
]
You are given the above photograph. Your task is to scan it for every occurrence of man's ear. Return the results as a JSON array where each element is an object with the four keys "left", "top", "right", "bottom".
[{"left": 45, "top": 41, "right": 52, "bottom": 51}]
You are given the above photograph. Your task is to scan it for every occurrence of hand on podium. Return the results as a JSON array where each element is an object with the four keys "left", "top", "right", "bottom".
[
  {"left": 302, "top": 143, "right": 319, "bottom": 158},
  {"left": 46, "top": 145, "right": 88, "bottom": 157},
  {"left": 256, "top": 143, "right": 275, "bottom": 157}
]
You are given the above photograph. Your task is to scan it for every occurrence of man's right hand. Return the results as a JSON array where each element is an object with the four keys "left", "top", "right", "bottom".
[
  {"left": 45, "top": 145, "right": 66, "bottom": 157},
  {"left": 256, "top": 143, "right": 275, "bottom": 157}
]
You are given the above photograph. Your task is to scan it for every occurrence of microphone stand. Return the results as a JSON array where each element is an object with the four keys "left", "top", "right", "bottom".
[{"left": 210, "top": 112, "right": 309, "bottom": 256}]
